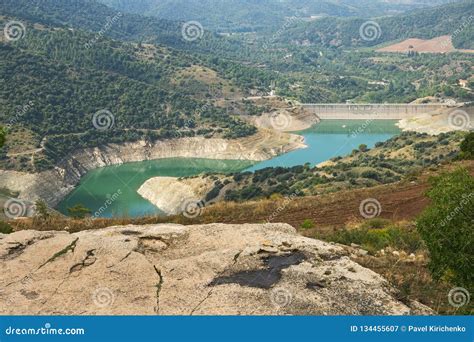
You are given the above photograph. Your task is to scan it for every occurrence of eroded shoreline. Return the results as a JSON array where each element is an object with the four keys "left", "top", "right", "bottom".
[
  {"left": 0, "top": 131, "right": 306, "bottom": 208},
  {"left": 138, "top": 176, "right": 215, "bottom": 215},
  {"left": 136, "top": 106, "right": 474, "bottom": 215},
  {"left": 2, "top": 105, "right": 470, "bottom": 214}
]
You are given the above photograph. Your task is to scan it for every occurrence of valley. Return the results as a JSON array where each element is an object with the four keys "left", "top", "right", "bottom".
[{"left": 58, "top": 119, "right": 400, "bottom": 217}]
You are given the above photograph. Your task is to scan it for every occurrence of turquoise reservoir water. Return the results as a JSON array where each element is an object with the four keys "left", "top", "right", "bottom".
[
  {"left": 57, "top": 120, "right": 400, "bottom": 218},
  {"left": 246, "top": 120, "right": 400, "bottom": 171},
  {"left": 57, "top": 159, "right": 254, "bottom": 218}
]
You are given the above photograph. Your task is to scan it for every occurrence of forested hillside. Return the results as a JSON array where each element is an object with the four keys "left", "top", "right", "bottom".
[
  {"left": 1, "top": 0, "right": 472, "bottom": 173},
  {"left": 99, "top": 0, "right": 456, "bottom": 32},
  {"left": 100, "top": 0, "right": 355, "bottom": 32},
  {"left": 204, "top": 131, "right": 466, "bottom": 202},
  {"left": 277, "top": 51, "right": 472, "bottom": 103},
  {"left": 0, "top": 0, "right": 248, "bottom": 56},
  {"left": 0, "top": 21, "right": 257, "bottom": 171},
  {"left": 277, "top": 1, "right": 473, "bottom": 49}
]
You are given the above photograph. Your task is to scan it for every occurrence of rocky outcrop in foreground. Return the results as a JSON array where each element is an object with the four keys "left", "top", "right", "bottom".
[{"left": 0, "top": 223, "right": 432, "bottom": 315}]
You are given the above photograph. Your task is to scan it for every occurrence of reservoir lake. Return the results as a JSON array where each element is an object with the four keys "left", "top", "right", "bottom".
[{"left": 57, "top": 120, "right": 401, "bottom": 217}]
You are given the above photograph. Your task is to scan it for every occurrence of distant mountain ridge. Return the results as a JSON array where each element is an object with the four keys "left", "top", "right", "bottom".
[
  {"left": 1, "top": 0, "right": 472, "bottom": 172},
  {"left": 276, "top": 1, "right": 474, "bottom": 49},
  {"left": 0, "top": 0, "right": 182, "bottom": 43},
  {"left": 99, "top": 0, "right": 457, "bottom": 31},
  {"left": 0, "top": 0, "right": 254, "bottom": 58}
]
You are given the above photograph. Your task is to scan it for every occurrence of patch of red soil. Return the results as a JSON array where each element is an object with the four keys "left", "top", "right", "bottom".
[
  {"left": 201, "top": 161, "right": 474, "bottom": 229},
  {"left": 377, "top": 35, "right": 474, "bottom": 54}
]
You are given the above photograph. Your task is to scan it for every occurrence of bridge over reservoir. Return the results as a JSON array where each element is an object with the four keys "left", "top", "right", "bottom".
[{"left": 302, "top": 103, "right": 447, "bottom": 120}]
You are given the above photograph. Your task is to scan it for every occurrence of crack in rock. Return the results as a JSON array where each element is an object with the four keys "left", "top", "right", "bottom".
[
  {"left": 190, "top": 250, "right": 243, "bottom": 315},
  {"left": 2, "top": 242, "right": 29, "bottom": 260},
  {"left": 153, "top": 266, "right": 163, "bottom": 314},
  {"left": 69, "top": 249, "right": 97, "bottom": 273},
  {"left": 121, "top": 230, "right": 142, "bottom": 236},
  {"left": 306, "top": 280, "right": 327, "bottom": 290},
  {"left": 108, "top": 251, "right": 132, "bottom": 269},
  {"left": 1, "top": 234, "right": 56, "bottom": 261},
  {"left": 190, "top": 289, "right": 213, "bottom": 316},
  {"left": 4, "top": 237, "right": 79, "bottom": 289},
  {"left": 37, "top": 274, "right": 70, "bottom": 314}
]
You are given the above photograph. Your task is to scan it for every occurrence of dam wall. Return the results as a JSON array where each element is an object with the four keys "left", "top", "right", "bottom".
[{"left": 302, "top": 104, "right": 446, "bottom": 120}]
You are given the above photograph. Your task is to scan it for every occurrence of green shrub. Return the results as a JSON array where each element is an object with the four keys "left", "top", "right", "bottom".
[
  {"left": 0, "top": 126, "right": 5, "bottom": 148},
  {"left": 326, "top": 225, "right": 423, "bottom": 254},
  {"left": 205, "top": 183, "right": 224, "bottom": 202},
  {"left": 459, "top": 132, "right": 474, "bottom": 160},
  {"left": 385, "top": 225, "right": 423, "bottom": 253},
  {"left": 416, "top": 168, "right": 474, "bottom": 288},
  {"left": 360, "top": 218, "right": 391, "bottom": 229},
  {"left": 0, "top": 221, "right": 13, "bottom": 234},
  {"left": 34, "top": 199, "right": 50, "bottom": 221},
  {"left": 361, "top": 170, "right": 380, "bottom": 181},
  {"left": 300, "top": 219, "right": 315, "bottom": 229},
  {"left": 365, "top": 229, "right": 391, "bottom": 251}
]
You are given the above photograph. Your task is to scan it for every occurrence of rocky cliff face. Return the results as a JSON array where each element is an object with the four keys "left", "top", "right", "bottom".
[
  {"left": 0, "top": 223, "right": 432, "bottom": 315},
  {"left": 397, "top": 106, "right": 474, "bottom": 135},
  {"left": 0, "top": 132, "right": 306, "bottom": 208},
  {"left": 138, "top": 176, "right": 214, "bottom": 215}
]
